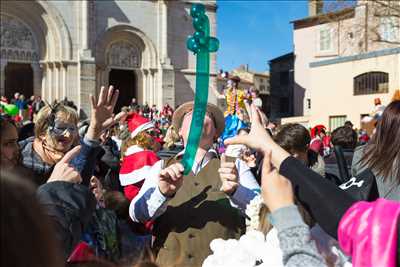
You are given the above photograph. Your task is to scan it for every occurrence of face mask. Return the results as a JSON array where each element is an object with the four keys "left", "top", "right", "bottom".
[{"left": 49, "top": 122, "right": 77, "bottom": 137}]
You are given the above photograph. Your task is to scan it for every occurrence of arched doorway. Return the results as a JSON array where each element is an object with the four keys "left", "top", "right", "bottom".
[
  {"left": 0, "top": 13, "right": 40, "bottom": 98},
  {"left": 96, "top": 28, "right": 159, "bottom": 108},
  {"left": 4, "top": 63, "right": 33, "bottom": 99},
  {"left": 109, "top": 69, "right": 136, "bottom": 112}
]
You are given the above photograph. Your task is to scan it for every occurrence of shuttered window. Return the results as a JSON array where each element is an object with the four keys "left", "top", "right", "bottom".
[
  {"left": 329, "top": 115, "right": 347, "bottom": 131},
  {"left": 354, "top": 72, "right": 389, "bottom": 95}
]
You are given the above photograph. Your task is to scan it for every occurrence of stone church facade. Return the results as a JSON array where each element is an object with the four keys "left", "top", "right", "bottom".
[{"left": 0, "top": 0, "right": 217, "bottom": 115}]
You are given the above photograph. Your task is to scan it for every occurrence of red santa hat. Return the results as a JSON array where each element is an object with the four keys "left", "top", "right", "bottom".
[
  {"left": 311, "top": 125, "right": 326, "bottom": 138},
  {"left": 127, "top": 113, "right": 154, "bottom": 138}
]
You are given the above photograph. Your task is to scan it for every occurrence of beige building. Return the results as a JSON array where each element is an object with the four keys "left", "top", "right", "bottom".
[
  {"left": 215, "top": 65, "right": 270, "bottom": 112},
  {"left": 0, "top": 0, "right": 218, "bottom": 116},
  {"left": 290, "top": 0, "right": 399, "bottom": 130},
  {"left": 231, "top": 65, "right": 270, "bottom": 95}
]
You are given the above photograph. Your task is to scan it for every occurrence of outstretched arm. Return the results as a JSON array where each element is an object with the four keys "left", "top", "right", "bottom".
[
  {"left": 129, "top": 162, "right": 184, "bottom": 223},
  {"left": 71, "top": 86, "right": 126, "bottom": 185},
  {"left": 270, "top": 205, "right": 327, "bottom": 267},
  {"left": 225, "top": 105, "right": 357, "bottom": 239}
]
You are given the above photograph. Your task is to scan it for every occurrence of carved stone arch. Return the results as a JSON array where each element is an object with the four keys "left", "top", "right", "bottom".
[
  {"left": 95, "top": 25, "right": 159, "bottom": 106},
  {"left": 95, "top": 24, "right": 158, "bottom": 69},
  {"left": 38, "top": 1, "right": 73, "bottom": 60},
  {"left": 0, "top": 13, "right": 40, "bottom": 62},
  {"left": 106, "top": 40, "right": 141, "bottom": 69},
  {"left": 1, "top": 1, "right": 72, "bottom": 61}
]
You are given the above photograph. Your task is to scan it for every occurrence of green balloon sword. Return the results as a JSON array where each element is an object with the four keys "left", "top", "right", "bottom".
[{"left": 182, "top": 3, "right": 219, "bottom": 175}]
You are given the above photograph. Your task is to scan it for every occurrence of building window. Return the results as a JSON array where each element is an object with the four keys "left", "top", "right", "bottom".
[
  {"left": 329, "top": 115, "right": 347, "bottom": 131},
  {"left": 354, "top": 72, "right": 389, "bottom": 95},
  {"left": 280, "top": 97, "right": 289, "bottom": 113},
  {"left": 379, "top": 17, "right": 399, "bottom": 42},
  {"left": 307, "top": 98, "right": 311, "bottom": 109},
  {"left": 259, "top": 85, "right": 266, "bottom": 93},
  {"left": 319, "top": 27, "right": 332, "bottom": 52}
]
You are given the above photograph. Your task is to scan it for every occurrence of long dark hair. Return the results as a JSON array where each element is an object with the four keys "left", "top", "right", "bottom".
[
  {"left": 1, "top": 172, "right": 63, "bottom": 267},
  {"left": 361, "top": 100, "right": 400, "bottom": 182}
]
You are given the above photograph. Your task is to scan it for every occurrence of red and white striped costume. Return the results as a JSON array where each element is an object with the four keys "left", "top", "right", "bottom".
[
  {"left": 120, "top": 145, "right": 160, "bottom": 201},
  {"left": 119, "top": 113, "right": 160, "bottom": 201}
]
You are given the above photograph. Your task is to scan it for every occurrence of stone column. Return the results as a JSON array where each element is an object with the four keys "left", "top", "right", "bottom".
[
  {"left": 162, "top": 66, "right": 175, "bottom": 107},
  {"left": 31, "top": 62, "right": 42, "bottom": 97},
  {"left": 158, "top": 0, "right": 174, "bottom": 107},
  {"left": 54, "top": 62, "right": 60, "bottom": 100},
  {"left": 95, "top": 66, "right": 101, "bottom": 89},
  {"left": 78, "top": 0, "right": 96, "bottom": 117},
  {"left": 47, "top": 63, "right": 53, "bottom": 102},
  {"left": 96, "top": 66, "right": 106, "bottom": 88},
  {"left": 61, "top": 63, "right": 67, "bottom": 99},
  {"left": 104, "top": 67, "right": 110, "bottom": 86},
  {"left": 0, "top": 60, "right": 6, "bottom": 96},
  {"left": 159, "top": 0, "right": 168, "bottom": 63},
  {"left": 142, "top": 69, "right": 149, "bottom": 105},
  {"left": 79, "top": 59, "right": 96, "bottom": 118},
  {"left": 40, "top": 63, "right": 47, "bottom": 99},
  {"left": 150, "top": 69, "right": 158, "bottom": 106},
  {"left": 82, "top": 0, "right": 89, "bottom": 51},
  {"left": 148, "top": 70, "right": 154, "bottom": 105}
]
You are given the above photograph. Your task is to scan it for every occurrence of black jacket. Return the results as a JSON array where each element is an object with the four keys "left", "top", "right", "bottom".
[
  {"left": 37, "top": 181, "right": 96, "bottom": 259},
  {"left": 325, "top": 148, "right": 354, "bottom": 184}
]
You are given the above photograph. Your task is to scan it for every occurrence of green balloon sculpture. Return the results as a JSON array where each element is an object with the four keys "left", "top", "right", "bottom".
[{"left": 181, "top": 3, "right": 220, "bottom": 175}]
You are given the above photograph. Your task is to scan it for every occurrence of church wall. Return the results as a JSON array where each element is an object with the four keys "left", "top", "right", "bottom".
[
  {"left": 1, "top": 0, "right": 218, "bottom": 113},
  {"left": 49, "top": 1, "right": 79, "bottom": 60},
  {"left": 65, "top": 64, "right": 79, "bottom": 105},
  {"left": 95, "top": 1, "right": 158, "bottom": 48},
  {"left": 167, "top": 1, "right": 218, "bottom": 106},
  {"left": 167, "top": 1, "right": 193, "bottom": 70}
]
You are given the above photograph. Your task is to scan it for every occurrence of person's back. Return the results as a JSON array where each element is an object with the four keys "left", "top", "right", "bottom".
[
  {"left": 325, "top": 149, "right": 353, "bottom": 184},
  {"left": 351, "top": 100, "right": 400, "bottom": 200},
  {"left": 1, "top": 172, "right": 63, "bottom": 267},
  {"left": 352, "top": 145, "right": 400, "bottom": 200},
  {"left": 324, "top": 126, "right": 357, "bottom": 182}
]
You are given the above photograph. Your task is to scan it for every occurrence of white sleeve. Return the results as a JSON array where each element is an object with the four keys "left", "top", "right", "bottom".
[
  {"left": 228, "top": 159, "right": 260, "bottom": 211},
  {"left": 129, "top": 160, "right": 170, "bottom": 223}
]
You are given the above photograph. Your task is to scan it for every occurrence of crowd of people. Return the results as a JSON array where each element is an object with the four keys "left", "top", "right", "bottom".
[{"left": 1, "top": 82, "right": 399, "bottom": 267}]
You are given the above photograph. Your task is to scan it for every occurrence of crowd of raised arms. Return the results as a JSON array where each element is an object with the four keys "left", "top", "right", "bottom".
[{"left": 1, "top": 82, "right": 399, "bottom": 267}]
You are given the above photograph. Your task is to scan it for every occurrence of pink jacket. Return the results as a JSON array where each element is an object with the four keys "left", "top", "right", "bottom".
[{"left": 338, "top": 198, "right": 400, "bottom": 267}]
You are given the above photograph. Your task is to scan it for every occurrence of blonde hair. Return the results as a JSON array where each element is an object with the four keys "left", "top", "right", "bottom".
[
  {"left": 34, "top": 104, "right": 79, "bottom": 138},
  {"left": 163, "top": 125, "right": 180, "bottom": 150},
  {"left": 120, "top": 131, "right": 154, "bottom": 160}
]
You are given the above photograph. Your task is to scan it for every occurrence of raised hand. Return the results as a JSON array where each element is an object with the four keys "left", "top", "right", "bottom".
[
  {"left": 224, "top": 105, "right": 272, "bottom": 153},
  {"left": 218, "top": 154, "right": 239, "bottom": 195},
  {"left": 90, "top": 176, "right": 104, "bottom": 202},
  {"left": 158, "top": 163, "right": 184, "bottom": 197},
  {"left": 48, "top": 146, "right": 82, "bottom": 184},
  {"left": 261, "top": 150, "right": 294, "bottom": 212},
  {"left": 224, "top": 104, "right": 290, "bottom": 169},
  {"left": 87, "top": 86, "right": 125, "bottom": 140}
]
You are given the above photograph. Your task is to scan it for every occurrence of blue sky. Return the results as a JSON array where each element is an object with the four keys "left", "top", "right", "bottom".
[{"left": 216, "top": 0, "right": 309, "bottom": 72}]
